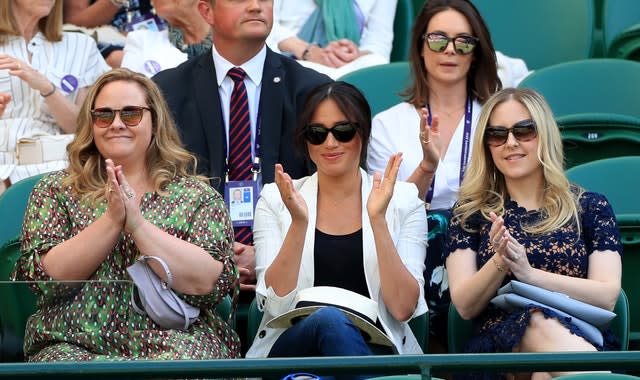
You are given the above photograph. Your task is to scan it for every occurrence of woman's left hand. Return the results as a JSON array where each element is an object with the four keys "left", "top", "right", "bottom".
[
  {"left": 113, "top": 167, "right": 145, "bottom": 234},
  {"left": 0, "top": 54, "right": 53, "bottom": 95},
  {"left": 367, "top": 152, "right": 402, "bottom": 219},
  {"left": 501, "top": 232, "right": 533, "bottom": 280}
]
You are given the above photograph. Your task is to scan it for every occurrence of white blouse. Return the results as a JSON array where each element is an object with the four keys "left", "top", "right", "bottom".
[{"left": 0, "top": 32, "right": 109, "bottom": 182}]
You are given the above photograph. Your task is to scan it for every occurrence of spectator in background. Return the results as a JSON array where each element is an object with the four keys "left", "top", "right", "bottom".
[
  {"left": 12, "top": 68, "right": 240, "bottom": 361},
  {"left": 267, "top": 0, "right": 397, "bottom": 79},
  {"left": 63, "top": 0, "right": 164, "bottom": 67},
  {"left": 120, "top": 0, "right": 212, "bottom": 77},
  {"left": 446, "top": 88, "right": 622, "bottom": 379},
  {"left": 366, "top": 0, "right": 501, "bottom": 353},
  {"left": 153, "top": 0, "right": 331, "bottom": 292},
  {"left": 0, "top": 0, "right": 110, "bottom": 194},
  {"left": 246, "top": 81, "right": 428, "bottom": 361}
]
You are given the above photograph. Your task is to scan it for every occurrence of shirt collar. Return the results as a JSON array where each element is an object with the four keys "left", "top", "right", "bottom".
[{"left": 211, "top": 44, "right": 266, "bottom": 87}]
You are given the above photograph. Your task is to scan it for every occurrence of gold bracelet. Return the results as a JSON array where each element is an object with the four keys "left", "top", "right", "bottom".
[{"left": 491, "top": 257, "right": 505, "bottom": 272}]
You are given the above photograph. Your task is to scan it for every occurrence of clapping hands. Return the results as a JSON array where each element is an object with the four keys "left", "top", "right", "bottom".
[
  {"left": 104, "top": 159, "right": 144, "bottom": 233},
  {"left": 489, "top": 212, "right": 532, "bottom": 279}
]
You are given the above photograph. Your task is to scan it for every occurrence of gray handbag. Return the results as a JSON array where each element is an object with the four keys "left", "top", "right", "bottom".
[{"left": 127, "top": 255, "right": 200, "bottom": 330}]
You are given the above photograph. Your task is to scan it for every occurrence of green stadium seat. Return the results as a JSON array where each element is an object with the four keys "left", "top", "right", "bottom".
[
  {"left": 0, "top": 174, "right": 45, "bottom": 249},
  {"left": 246, "top": 297, "right": 429, "bottom": 353},
  {"left": 518, "top": 59, "right": 640, "bottom": 168},
  {"left": 338, "top": 62, "right": 411, "bottom": 117},
  {"left": 390, "top": 0, "right": 415, "bottom": 62},
  {"left": 448, "top": 289, "right": 630, "bottom": 353},
  {"left": 603, "top": 0, "right": 640, "bottom": 60},
  {"left": 470, "top": 0, "right": 595, "bottom": 70},
  {"left": 566, "top": 156, "right": 640, "bottom": 343}
]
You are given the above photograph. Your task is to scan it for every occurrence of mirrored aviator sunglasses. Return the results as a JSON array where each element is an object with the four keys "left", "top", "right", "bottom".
[
  {"left": 304, "top": 122, "right": 358, "bottom": 145},
  {"left": 91, "top": 106, "right": 151, "bottom": 128},
  {"left": 484, "top": 120, "right": 538, "bottom": 147},
  {"left": 423, "top": 32, "right": 479, "bottom": 55}
]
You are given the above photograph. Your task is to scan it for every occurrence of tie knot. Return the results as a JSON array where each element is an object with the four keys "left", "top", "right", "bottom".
[{"left": 228, "top": 67, "right": 246, "bottom": 83}]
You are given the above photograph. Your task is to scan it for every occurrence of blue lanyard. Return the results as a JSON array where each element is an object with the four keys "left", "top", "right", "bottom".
[{"left": 425, "top": 96, "right": 472, "bottom": 204}]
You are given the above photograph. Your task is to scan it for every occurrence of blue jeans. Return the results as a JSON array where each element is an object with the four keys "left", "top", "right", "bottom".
[{"left": 268, "top": 307, "right": 391, "bottom": 380}]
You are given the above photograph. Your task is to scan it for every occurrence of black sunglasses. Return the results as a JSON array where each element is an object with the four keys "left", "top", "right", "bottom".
[
  {"left": 485, "top": 120, "right": 538, "bottom": 147},
  {"left": 304, "top": 122, "right": 358, "bottom": 145},
  {"left": 91, "top": 106, "right": 151, "bottom": 128},
  {"left": 422, "top": 32, "right": 479, "bottom": 55}
]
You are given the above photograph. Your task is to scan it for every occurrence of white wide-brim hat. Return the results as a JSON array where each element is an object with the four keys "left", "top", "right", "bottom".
[{"left": 266, "top": 286, "right": 393, "bottom": 347}]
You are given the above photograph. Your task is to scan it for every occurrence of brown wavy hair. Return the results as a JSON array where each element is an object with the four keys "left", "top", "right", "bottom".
[
  {"left": 0, "top": 0, "right": 63, "bottom": 44},
  {"left": 403, "top": 0, "right": 501, "bottom": 107},
  {"left": 64, "top": 68, "right": 203, "bottom": 204}
]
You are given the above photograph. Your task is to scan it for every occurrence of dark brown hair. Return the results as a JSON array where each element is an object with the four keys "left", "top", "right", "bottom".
[{"left": 403, "top": 0, "right": 501, "bottom": 106}]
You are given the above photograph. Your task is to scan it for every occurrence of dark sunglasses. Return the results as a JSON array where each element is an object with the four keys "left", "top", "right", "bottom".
[
  {"left": 485, "top": 120, "right": 538, "bottom": 147},
  {"left": 304, "top": 122, "right": 358, "bottom": 145},
  {"left": 422, "top": 32, "right": 479, "bottom": 55},
  {"left": 91, "top": 106, "right": 151, "bottom": 128}
]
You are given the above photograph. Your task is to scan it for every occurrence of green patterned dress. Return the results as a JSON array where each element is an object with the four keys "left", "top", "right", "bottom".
[{"left": 12, "top": 171, "right": 241, "bottom": 361}]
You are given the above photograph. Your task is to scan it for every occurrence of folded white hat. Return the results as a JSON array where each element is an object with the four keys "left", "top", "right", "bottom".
[{"left": 266, "top": 286, "right": 393, "bottom": 346}]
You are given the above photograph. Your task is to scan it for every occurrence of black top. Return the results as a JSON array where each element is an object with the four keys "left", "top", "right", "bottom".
[{"left": 313, "top": 228, "right": 370, "bottom": 299}]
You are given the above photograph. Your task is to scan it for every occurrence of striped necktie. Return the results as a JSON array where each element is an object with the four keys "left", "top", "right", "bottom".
[{"left": 227, "top": 67, "right": 253, "bottom": 245}]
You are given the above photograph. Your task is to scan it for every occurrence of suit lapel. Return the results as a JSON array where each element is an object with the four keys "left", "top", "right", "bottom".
[
  {"left": 194, "top": 53, "right": 226, "bottom": 186},
  {"left": 259, "top": 50, "right": 285, "bottom": 183}
]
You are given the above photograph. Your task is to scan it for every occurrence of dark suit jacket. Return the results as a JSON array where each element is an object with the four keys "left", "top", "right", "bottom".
[{"left": 153, "top": 48, "right": 332, "bottom": 194}]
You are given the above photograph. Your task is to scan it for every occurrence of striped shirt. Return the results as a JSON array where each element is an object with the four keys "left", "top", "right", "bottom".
[{"left": 0, "top": 31, "right": 110, "bottom": 183}]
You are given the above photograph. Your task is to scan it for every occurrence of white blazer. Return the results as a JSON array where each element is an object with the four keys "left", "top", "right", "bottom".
[{"left": 246, "top": 169, "right": 428, "bottom": 358}]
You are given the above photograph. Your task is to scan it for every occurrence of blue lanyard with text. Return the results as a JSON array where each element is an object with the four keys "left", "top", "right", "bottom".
[{"left": 425, "top": 96, "right": 472, "bottom": 205}]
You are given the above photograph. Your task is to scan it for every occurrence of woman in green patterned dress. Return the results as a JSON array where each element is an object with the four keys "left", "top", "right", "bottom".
[{"left": 12, "top": 68, "right": 240, "bottom": 361}]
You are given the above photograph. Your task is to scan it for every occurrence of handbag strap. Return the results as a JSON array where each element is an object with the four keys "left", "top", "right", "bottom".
[{"left": 139, "top": 255, "right": 173, "bottom": 289}]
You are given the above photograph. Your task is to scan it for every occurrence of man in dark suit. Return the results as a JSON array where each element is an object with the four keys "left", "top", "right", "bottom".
[{"left": 153, "top": 0, "right": 331, "bottom": 291}]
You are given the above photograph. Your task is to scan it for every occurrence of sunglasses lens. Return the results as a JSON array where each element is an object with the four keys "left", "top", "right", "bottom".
[
  {"left": 92, "top": 109, "right": 115, "bottom": 128},
  {"left": 120, "top": 107, "right": 144, "bottom": 126},
  {"left": 485, "top": 128, "right": 509, "bottom": 146},
  {"left": 455, "top": 37, "right": 477, "bottom": 55},
  {"left": 427, "top": 35, "right": 448, "bottom": 52},
  {"left": 331, "top": 122, "right": 358, "bottom": 142},
  {"left": 512, "top": 122, "right": 537, "bottom": 141},
  {"left": 305, "top": 125, "right": 329, "bottom": 145}
]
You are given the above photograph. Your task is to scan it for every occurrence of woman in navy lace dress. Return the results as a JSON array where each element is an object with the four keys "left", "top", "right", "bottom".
[{"left": 446, "top": 88, "right": 622, "bottom": 379}]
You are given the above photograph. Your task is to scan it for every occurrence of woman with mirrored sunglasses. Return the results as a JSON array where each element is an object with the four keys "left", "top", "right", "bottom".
[
  {"left": 12, "top": 68, "right": 240, "bottom": 361},
  {"left": 367, "top": 0, "right": 501, "bottom": 354},
  {"left": 446, "top": 88, "right": 622, "bottom": 379},
  {"left": 246, "top": 82, "right": 428, "bottom": 365}
]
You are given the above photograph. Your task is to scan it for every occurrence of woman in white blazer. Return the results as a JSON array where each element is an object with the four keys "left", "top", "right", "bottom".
[{"left": 246, "top": 81, "right": 428, "bottom": 362}]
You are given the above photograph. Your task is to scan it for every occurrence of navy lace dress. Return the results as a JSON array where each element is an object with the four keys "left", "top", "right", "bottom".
[{"left": 446, "top": 191, "right": 622, "bottom": 359}]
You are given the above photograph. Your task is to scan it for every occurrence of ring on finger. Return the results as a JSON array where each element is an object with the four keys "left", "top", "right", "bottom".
[
  {"left": 422, "top": 139, "right": 431, "bottom": 144},
  {"left": 16, "top": 63, "right": 21, "bottom": 70},
  {"left": 511, "top": 253, "right": 520, "bottom": 260},
  {"left": 492, "top": 238, "right": 500, "bottom": 244}
]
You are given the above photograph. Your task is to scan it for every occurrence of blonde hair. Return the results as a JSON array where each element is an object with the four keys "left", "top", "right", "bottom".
[
  {"left": 65, "top": 68, "right": 203, "bottom": 204},
  {"left": 0, "top": 0, "right": 63, "bottom": 44},
  {"left": 453, "top": 88, "right": 582, "bottom": 235}
]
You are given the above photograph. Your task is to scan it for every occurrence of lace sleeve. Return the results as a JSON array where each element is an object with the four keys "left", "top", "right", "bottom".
[
  {"left": 580, "top": 192, "right": 622, "bottom": 256},
  {"left": 445, "top": 210, "right": 483, "bottom": 258}
]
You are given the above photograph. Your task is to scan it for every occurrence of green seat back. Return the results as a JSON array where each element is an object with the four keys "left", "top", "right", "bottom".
[
  {"left": 518, "top": 59, "right": 640, "bottom": 119},
  {"left": 566, "top": 156, "right": 640, "bottom": 341},
  {"left": 411, "top": 0, "right": 425, "bottom": 17},
  {"left": 471, "top": 0, "right": 595, "bottom": 70},
  {"left": 390, "top": 0, "right": 415, "bottom": 62},
  {"left": 0, "top": 174, "right": 45, "bottom": 248},
  {"left": 603, "top": 0, "right": 640, "bottom": 59},
  {"left": 246, "top": 297, "right": 429, "bottom": 352},
  {"left": 338, "top": 62, "right": 411, "bottom": 117},
  {"left": 448, "top": 289, "right": 630, "bottom": 352}
]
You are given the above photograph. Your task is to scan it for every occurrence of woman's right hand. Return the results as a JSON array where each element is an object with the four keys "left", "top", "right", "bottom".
[
  {"left": 0, "top": 92, "right": 11, "bottom": 117},
  {"left": 274, "top": 163, "right": 308, "bottom": 222},
  {"left": 104, "top": 159, "right": 126, "bottom": 228}
]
